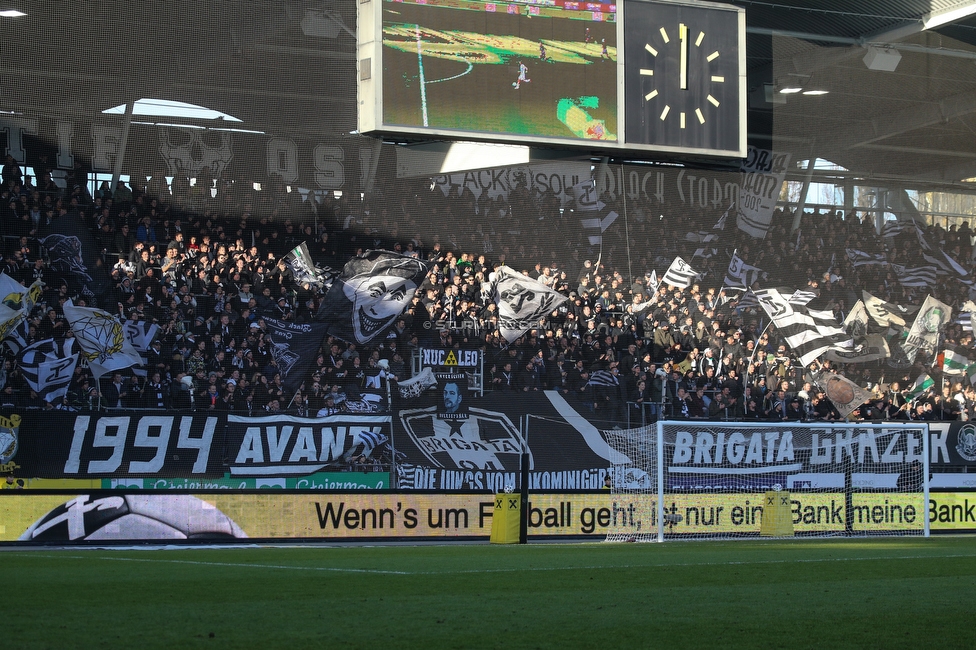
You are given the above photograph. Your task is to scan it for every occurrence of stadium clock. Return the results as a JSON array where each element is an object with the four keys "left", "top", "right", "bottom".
[{"left": 622, "top": 0, "right": 745, "bottom": 155}]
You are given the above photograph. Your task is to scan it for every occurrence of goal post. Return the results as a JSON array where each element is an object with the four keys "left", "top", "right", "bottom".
[{"left": 604, "top": 421, "right": 930, "bottom": 541}]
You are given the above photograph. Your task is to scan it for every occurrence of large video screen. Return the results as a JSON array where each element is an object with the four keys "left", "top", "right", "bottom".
[
  {"left": 378, "top": 0, "right": 618, "bottom": 143},
  {"left": 361, "top": 0, "right": 747, "bottom": 156}
]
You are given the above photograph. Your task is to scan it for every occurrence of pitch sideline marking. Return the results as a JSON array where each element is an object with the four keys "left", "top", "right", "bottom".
[{"left": 10, "top": 552, "right": 976, "bottom": 576}]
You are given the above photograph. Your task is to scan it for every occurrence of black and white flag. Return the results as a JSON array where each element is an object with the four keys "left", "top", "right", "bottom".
[
  {"left": 63, "top": 300, "right": 142, "bottom": 379},
  {"left": 19, "top": 338, "right": 79, "bottom": 404},
  {"left": 724, "top": 252, "right": 762, "bottom": 289},
  {"left": 123, "top": 319, "right": 160, "bottom": 376},
  {"left": 485, "top": 266, "right": 567, "bottom": 343},
  {"left": 259, "top": 315, "right": 330, "bottom": 393},
  {"left": 283, "top": 241, "right": 334, "bottom": 289},
  {"left": 845, "top": 249, "right": 887, "bottom": 267},
  {"left": 755, "top": 288, "right": 854, "bottom": 366},
  {"left": 572, "top": 179, "right": 605, "bottom": 212},
  {"left": 316, "top": 250, "right": 430, "bottom": 345},
  {"left": 891, "top": 264, "right": 937, "bottom": 288},
  {"left": 786, "top": 289, "right": 819, "bottom": 306},
  {"left": 573, "top": 179, "right": 617, "bottom": 245},
  {"left": 904, "top": 295, "right": 952, "bottom": 355},
  {"left": 862, "top": 291, "right": 918, "bottom": 328},
  {"left": 737, "top": 148, "right": 790, "bottom": 238},
  {"left": 662, "top": 257, "right": 699, "bottom": 289},
  {"left": 915, "top": 222, "right": 971, "bottom": 280},
  {"left": 881, "top": 219, "right": 913, "bottom": 239},
  {"left": 686, "top": 208, "right": 728, "bottom": 259}
]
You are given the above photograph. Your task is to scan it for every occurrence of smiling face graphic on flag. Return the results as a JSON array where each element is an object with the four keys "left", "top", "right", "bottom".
[
  {"left": 319, "top": 251, "right": 430, "bottom": 345},
  {"left": 342, "top": 272, "right": 417, "bottom": 342}
]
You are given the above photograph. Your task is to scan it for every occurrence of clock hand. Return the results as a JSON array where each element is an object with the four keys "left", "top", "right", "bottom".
[{"left": 679, "top": 23, "right": 688, "bottom": 90}]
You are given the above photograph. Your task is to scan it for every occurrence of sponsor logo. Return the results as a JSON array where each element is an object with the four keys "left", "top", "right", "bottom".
[
  {"left": 0, "top": 414, "right": 20, "bottom": 465},
  {"left": 956, "top": 424, "right": 976, "bottom": 462}
]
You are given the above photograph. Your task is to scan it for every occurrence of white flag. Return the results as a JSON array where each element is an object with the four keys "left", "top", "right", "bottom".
[
  {"left": 818, "top": 372, "right": 872, "bottom": 420},
  {"left": 486, "top": 266, "right": 568, "bottom": 343},
  {"left": 736, "top": 148, "right": 790, "bottom": 238},
  {"left": 904, "top": 295, "right": 952, "bottom": 355},
  {"left": 63, "top": 300, "right": 143, "bottom": 379},
  {"left": 724, "top": 252, "right": 762, "bottom": 289}
]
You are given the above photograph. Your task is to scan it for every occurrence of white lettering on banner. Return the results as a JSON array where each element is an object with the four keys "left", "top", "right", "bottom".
[
  {"left": 267, "top": 137, "right": 299, "bottom": 183},
  {"left": 63, "top": 415, "right": 217, "bottom": 475},
  {"left": 672, "top": 430, "right": 795, "bottom": 467},
  {"left": 432, "top": 162, "right": 591, "bottom": 208},
  {"left": 56, "top": 120, "right": 75, "bottom": 169},
  {"left": 0, "top": 117, "right": 38, "bottom": 163},
  {"left": 420, "top": 348, "right": 480, "bottom": 367},
  {"left": 313, "top": 144, "right": 345, "bottom": 189},
  {"left": 597, "top": 166, "right": 738, "bottom": 208},
  {"left": 232, "top": 424, "right": 383, "bottom": 468},
  {"left": 737, "top": 147, "right": 791, "bottom": 236},
  {"left": 808, "top": 431, "right": 923, "bottom": 465},
  {"left": 91, "top": 124, "right": 122, "bottom": 172}
]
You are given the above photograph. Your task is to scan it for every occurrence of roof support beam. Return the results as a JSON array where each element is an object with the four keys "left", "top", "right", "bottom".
[{"left": 815, "top": 88, "right": 976, "bottom": 159}]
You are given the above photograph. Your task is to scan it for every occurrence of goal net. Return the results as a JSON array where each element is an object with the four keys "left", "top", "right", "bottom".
[{"left": 604, "top": 421, "right": 930, "bottom": 541}]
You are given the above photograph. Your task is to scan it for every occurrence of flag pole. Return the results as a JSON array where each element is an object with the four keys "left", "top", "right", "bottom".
[{"left": 743, "top": 318, "right": 774, "bottom": 416}]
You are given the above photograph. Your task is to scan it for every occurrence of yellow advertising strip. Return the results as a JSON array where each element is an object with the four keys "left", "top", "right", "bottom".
[{"left": 0, "top": 492, "right": 969, "bottom": 542}]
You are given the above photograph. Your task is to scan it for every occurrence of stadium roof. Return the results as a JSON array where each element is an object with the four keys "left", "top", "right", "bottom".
[{"left": 3, "top": 0, "right": 976, "bottom": 189}]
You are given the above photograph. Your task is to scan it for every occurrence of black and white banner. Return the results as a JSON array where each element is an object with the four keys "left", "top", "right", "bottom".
[
  {"left": 225, "top": 414, "right": 392, "bottom": 477},
  {"left": 256, "top": 316, "right": 329, "bottom": 393},
  {"left": 5, "top": 409, "right": 976, "bottom": 486},
  {"left": 395, "top": 391, "right": 622, "bottom": 491},
  {"left": 6, "top": 412, "right": 227, "bottom": 477},
  {"left": 736, "top": 147, "right": 790, "bottom": 238}
]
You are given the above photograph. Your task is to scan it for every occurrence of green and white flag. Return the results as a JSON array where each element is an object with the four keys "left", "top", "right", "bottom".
[
  {"left": 943, "top": 344, "right": 971, "bottom": 376},
  {"left": 905, "top": 374, "right": 935, "bottom": 402},
  {"left": 968, "top": 364, "right": 976, "bottom": 387}
]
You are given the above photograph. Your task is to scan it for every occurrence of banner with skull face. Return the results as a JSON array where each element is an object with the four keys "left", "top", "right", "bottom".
[
  {"left": 316, "top": 250, "right": 430, "bottom": 346},
  {"left": 485, "top": 266, "right": 568, "bottom": 343}
]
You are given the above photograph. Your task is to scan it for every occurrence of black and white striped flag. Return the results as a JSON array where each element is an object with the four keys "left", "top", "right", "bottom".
[
  {"left": 915, "top": 221, "right": 971, "bottom": 280},
  {"left": 845, "top": 249, "right": 887, "bottom": 267},
  {"left": 891, "top": 264, "right": 937, "bottom": 288},
  {"left": 724, "top": 252, "right": 762, "bottom": 289},
  {"left": 735, "top": 291, "right": 760, "bottom": 309},
  {"left": 662, "top": 257, "right": 700, "bottom": 289},
  {"left": 786, "top": 289, "right": 819, "bottom": 306},
  {"left": 586, "top": 369, "right": 619, "bottom": 388},
  {"left": 881, "top": 219, "right": 913, "bottom": 238},
  {"left": 19, "top": 338, "right": 79, "bottom": 404},
  {"left": 921, "top": 250, "right": 970, "bottom": 280},
  {"left": 755, "top": 288, "right": 854, "bottom": 366}
]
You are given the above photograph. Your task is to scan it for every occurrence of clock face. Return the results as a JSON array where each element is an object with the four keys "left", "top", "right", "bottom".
[{"left": 623, "top": 0, "right": 742, "bottom": 154}]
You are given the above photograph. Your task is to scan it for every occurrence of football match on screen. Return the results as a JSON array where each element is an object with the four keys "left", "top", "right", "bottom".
[{"left": 381, "top": 0, "right": 618, "bottom": 141}]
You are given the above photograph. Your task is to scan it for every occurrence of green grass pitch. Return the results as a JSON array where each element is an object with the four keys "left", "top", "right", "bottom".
[{"left": 5, "top": 537, "right": 976, "bottom": 648}]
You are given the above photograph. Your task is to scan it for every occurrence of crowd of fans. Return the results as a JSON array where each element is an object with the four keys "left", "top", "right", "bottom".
[{"left": 1, "top": 153, "right": 975, "bottom": 425}]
